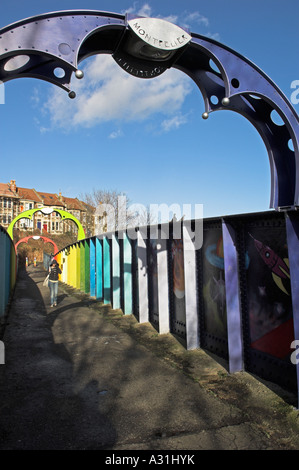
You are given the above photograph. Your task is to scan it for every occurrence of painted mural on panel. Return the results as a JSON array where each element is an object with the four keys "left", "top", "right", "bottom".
[
  {"left": 148, "top": 239, "right": 159, "bottom": 325},
  {"left": 203, "top": 228, "right": 228, "bottom": 339},
  {"left": 245, "top": 226, "right": 294, "bottom": 360},
  {"left": 171, "top": 239, "right": 186, "bottom": 335}
]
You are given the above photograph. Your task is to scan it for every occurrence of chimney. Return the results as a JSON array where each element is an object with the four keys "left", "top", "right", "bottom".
[{"left": 10, "top": 180, "right": 16, "bottom": 192}]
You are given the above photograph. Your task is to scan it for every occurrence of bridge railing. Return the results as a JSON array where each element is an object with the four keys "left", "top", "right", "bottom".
[
  {"left": 55, "top": 210, "right": 299, "bottom": 394},
  {"left": 0, "top": 225, "right": 17, "bottom": 322}
]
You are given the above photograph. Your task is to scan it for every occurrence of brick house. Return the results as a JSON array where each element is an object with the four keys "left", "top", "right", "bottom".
[{"left": 0, "top": 180, "right": 95, "bottom": 236}]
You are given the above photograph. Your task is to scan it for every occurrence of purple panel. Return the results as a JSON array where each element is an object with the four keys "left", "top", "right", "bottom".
[{"left": 222, "top": 221, "right": 243, "bottom": 373}]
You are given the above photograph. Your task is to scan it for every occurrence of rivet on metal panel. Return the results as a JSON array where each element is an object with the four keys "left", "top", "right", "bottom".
[{"left": 58, "top": 43, "right": 71, "bottom": 55}]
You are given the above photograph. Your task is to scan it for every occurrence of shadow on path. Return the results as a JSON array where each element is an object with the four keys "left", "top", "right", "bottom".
[
  {"left": 0, "top": 266, "right": 116, "bottom": 450},
  {"left": 1, "top": 265, "right": 299, "bottom": 451}
]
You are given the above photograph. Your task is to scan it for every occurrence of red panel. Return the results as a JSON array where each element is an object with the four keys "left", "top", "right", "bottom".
[{"left": 251, "top": 318, "right": 294, "bottom": 358}]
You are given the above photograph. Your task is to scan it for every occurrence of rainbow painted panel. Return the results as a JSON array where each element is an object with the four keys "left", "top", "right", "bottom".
[
  {"left": 76, "top": 244, "right": 80, "bottom": 290},
  {"left": 0, "top": 226, "right": 17, "bottom": 318},
  {"left": 89, "top": 238, "right": 96, "bottom": 297},
  {"left": 84, "top": 240, "right": 90, "bottom": 294},
  {"left": 103, "top": 237, "right": 111, "bottom": 304},
  {"left": 80, "top": 241, "right": 85, "bottom": 292},
  {"left": 96, "top": 238, "right": 103, "bottom": 300}
]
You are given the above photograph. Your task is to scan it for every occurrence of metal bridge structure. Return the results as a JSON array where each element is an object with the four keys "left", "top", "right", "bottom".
[{"left": 0, "top": 10, "right": 299, "bottom": 404}]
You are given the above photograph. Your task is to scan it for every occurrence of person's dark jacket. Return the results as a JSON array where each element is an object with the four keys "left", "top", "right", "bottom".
[{"left": 49, "top": 261, "right": 62, "bottom": 281}]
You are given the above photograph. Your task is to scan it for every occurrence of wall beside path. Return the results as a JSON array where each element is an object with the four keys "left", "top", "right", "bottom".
[{"left": 55, "top": 210, "right": 299, "bottom": 398}]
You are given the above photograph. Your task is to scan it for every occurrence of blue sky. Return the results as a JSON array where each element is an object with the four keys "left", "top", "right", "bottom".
[{"left": 0, "top": 0, "right": 298, "bottom": 219}]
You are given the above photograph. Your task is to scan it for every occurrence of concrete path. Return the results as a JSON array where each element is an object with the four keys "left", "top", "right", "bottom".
[{"left": 0, "top": 265, "right": 299, "bottom": 451}]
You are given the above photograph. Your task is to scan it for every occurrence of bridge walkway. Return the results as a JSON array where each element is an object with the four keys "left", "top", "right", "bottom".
[{"left": 0, "top": 264, "right": 299, "bottom": 451}]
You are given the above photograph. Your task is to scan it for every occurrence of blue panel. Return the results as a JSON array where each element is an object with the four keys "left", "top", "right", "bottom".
[
  {"left": 89, "top": 238, "right": 96, "bottom": 297},
  {"left": 103, "top": 237, "right": 111, "bottom": 304},
  {"left": 96, "top": 238, "right": 103, "bottom": 300}
]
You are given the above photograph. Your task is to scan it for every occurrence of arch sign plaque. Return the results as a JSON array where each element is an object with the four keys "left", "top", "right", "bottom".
[
  {"left": 0, "top": 10, "right": 298, "bottom": 210},
  {"left": 113, "top": 17, "right": 191, "bottom": 78}
]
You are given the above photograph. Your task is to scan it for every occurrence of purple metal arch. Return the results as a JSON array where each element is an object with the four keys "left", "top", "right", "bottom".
[{"left": 0, "top": 10, "right": 298, "bottom": 210}]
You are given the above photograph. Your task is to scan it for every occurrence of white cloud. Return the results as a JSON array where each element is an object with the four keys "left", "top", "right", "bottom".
[
  {"left": 42, "top": 55, "right": 192, "bottom": 132},
  {"left": 31, "top": 87, "right": 41, "bottom": 107},
  {"left": 137, "top": 3, "right": 152, "bottom": 17},
  {"left": 161, "top": 114, "right": 188, "bottom": 133},
  {"left": 183, "top": 12, "right": 209, "bottom": 28},
  {"left": 206, "top": 32, "right": 221, "bottom": 41},
  {"left": 122, "top": 2, "right": 152, "bottom": 17},
  {"left": 109, "top": 129, "right": 124, "bottom": 139}
]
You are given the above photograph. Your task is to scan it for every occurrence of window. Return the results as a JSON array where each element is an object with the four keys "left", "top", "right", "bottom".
[
  {"left": 52, "top": 222, "right": 55, "bottom": 231},
  {"left": 8, "top": 199, "right": 11, "bottom": 209},
  {"left": 2, "top": 215, "right": 6, "bottom": 224},
  {"left": 3, "top": 198, "right": 7, "bottom": 208},
  {"left": 56, "top": 222, "right": 59, "bottom": 231}
]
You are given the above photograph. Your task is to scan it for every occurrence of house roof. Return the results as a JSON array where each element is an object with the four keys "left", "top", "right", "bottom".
[
  {"left": 36, "top": 191, "right": 65, "bottom": 207},
  {"left": 80, "top": 200, "right": 96, "bottom": 213},
  {"left": 17, "top": 187, "right": 42, "bottom": 203},
  {"left": 0, "top": 183, "right": 19, "bottom": 198},
  {"left": 61, "top": 196, "right": 84, "bottom": 211},
  {"left": 0, "top": 181, "right": 94, "bottom": 213}
]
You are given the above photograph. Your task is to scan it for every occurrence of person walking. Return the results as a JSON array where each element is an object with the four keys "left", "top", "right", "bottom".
[{"left": 48, "top": 259, "right": 62, "bottom": 307}]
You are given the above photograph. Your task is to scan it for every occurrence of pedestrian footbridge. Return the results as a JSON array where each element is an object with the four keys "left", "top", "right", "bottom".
[{"left": 2, "top": 209, "right": 299, "bottom": 407}]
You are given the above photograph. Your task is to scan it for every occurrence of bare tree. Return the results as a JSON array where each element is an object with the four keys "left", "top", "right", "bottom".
[
  {"left": 130, "top": 204, "right": 157, "bottom": 228},
  {"left": 79, "top": 189, "right": 137, "bottom": 235}
]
